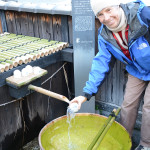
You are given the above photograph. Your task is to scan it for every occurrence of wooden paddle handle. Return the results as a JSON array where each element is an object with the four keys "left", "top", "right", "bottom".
[{"left": 28, "top": 84, "right": 70, "bottom": 103}]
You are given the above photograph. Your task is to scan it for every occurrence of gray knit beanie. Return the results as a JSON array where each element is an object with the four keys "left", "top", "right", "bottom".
[{"left": 90, "top": 0, "right": 123, "bottom": 16}]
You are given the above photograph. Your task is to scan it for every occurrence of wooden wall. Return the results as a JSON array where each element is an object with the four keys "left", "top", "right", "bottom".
[
  {"left": 0, "top": 10, "right": 74, "bottom": 150},
  {"left": 3, "top": 10, "right": 73, "bottom": 44}
]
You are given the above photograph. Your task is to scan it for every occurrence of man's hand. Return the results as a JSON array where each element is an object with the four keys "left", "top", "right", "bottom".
[{"left": 69, "top": 96, "right": 87, "bottom": 111}]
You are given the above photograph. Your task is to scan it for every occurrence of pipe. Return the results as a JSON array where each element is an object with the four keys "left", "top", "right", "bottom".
[{"left": 28, "top": 84, "right": 70, "bottom": 104}]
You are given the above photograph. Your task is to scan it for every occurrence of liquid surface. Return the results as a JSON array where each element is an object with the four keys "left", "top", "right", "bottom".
[{"left": 40, "top": 114, "right": 131, "bottom": 150}]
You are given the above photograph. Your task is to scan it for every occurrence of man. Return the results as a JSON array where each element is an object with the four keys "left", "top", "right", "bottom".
[{"left": 70, "top": 0, "right": 150, "bottom": 149}]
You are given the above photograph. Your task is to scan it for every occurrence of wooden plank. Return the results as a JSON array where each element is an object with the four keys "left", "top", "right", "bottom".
[
  {"left": 19, "top": 12, "right": 29, "bottom": 36},
  {"left": 0, "top": 10, "right": 8, "bottom": 33},
  {"left": 14, "top": 11, "right": 21, "bottom": 35},
  {"left": 6, "top": 68, "right": 48, "bottom": 87},
  {"left": 0, "top": 101, "right": 22, "bottom": 150},
  {"left": 61, "top": 15, "right": 69, "bottom": 42},
  {"left": 104, "top": 75, "right": 108, "bottom": 102},
  {"left": 118, "top": 62, "right": 125, "bottom": 105},
  {"left": 37, "top": 14, "right": 53, "bottom": 40},
  {"left": 14, "top": 12, "right": 31, "bottom": 36},
  {"left": 0, "top": 15, "right": 2, "bottom": 33},
  {"left": 32, "top": 13, "right": 40, "bottom": 38},
  {"left": 106, "top": 71, "right": 113, "bottom": 102},
  {"left": 112, "top": 61, "right": 118, "bottom": 104},
  {"left": 116, "top": 60, "right": 121, "bottom": 104},
  {"left": 5, "top": 11, "right": 17, "bottom": 34},
  {"left": 100, "top": 80, "right": 106, "bottom": 102},
  {"left": 68, "top": 16, "right": 73, "bottom": 44},
  {"left": 27, "top": 13, "right": 35, "bottom": 37},
  {"left": 44, "top": 14, "right": 53, "bottom": 40},
  {"left": 36, "top": 14, "right": 43, "bottom": 38},
  {"left": 52, "top": 15, "right": 62, "bottom": 41}
]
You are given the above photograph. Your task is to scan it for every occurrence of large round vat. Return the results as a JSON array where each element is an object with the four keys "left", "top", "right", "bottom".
[{"left": 39, "top": 113, "right": 132, "bottom": 150}]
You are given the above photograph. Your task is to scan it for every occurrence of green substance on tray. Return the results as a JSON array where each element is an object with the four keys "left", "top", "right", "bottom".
[{"left": 40, "top": 114, "right": 131, "bottom": 150}]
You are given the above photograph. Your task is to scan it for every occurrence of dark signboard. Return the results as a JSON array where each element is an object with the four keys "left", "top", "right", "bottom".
[{"left": 72, "top": 0, "right": 95, "bottom": 112}]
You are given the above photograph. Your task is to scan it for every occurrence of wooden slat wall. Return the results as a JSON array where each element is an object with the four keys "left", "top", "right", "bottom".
[
  {"left": 0, "top": 10, "right": 73, "bottom": 150},
  {"left": 96, "top": 61, "right": 126, "bottom": 106},
  {"left": 4, "top": 10, "right": 73, "bottom": 43}
]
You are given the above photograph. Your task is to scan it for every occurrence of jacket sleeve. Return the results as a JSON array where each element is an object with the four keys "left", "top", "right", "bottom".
[
  {"left": 82, "top": 40, "right": 113, "bottom": 100},
  {"left": 140, "top": 6, "right": 150, "bottom": 26}
]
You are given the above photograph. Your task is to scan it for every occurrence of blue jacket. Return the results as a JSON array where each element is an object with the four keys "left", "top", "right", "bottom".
[{"left": 83, "top": 1, "right": 150, "bottom": 99}]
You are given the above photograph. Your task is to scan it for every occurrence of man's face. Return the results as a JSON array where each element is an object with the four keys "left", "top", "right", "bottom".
[{"left": 97, "top": 6, "right": 120, "bottom": 29}]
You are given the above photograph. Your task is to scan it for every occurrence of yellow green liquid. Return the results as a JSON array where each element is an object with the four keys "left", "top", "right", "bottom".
[{"left": 40, "top": 114, "right": 131, "bottom": 150}]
